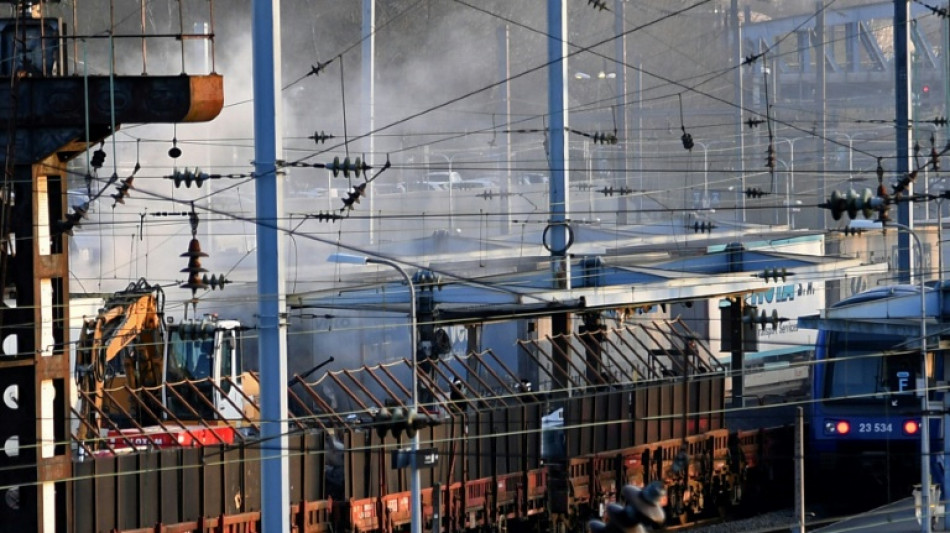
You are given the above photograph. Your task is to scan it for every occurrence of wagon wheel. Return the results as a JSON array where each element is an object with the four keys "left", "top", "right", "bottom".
[
  {"left": 710, "top": 474, "right": 730, "bottom": 519},
  {"left": 667, "top": 483, "right": 689, "bottom": 525}
]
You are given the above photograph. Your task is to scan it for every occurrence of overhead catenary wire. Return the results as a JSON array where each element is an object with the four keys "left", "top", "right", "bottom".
[{"left": 9, "top": 4, "right": 950, "bottom": 520}]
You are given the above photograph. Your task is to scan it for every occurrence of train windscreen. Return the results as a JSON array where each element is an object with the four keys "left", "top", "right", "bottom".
[{"left": 824, "top": 331, "right": 919, "bottom": 406}]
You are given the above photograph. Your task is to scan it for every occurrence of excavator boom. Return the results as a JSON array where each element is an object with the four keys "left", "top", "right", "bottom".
[{"left": 75, "top": 279, "right": 166, "bottom": 443}]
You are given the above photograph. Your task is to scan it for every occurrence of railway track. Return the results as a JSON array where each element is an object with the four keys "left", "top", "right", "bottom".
[{"left": 670, "top": 509, "right": 798, "bottom": 532}]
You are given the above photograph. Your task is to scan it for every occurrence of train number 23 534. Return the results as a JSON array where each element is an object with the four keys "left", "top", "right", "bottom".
[{"left": 858, "top": 423, "right": 892, "bottom": 433}]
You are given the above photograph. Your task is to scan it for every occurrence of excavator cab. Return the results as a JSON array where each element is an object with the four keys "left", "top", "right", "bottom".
[{"left": 164, "top": 317, "right": 246, "bottom": 421}]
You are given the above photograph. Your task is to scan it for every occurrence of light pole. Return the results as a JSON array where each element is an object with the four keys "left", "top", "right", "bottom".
[
  {"left": 891, "top": 221, "right": 933, "bottom": 533},
  {"left": 774, "top": 137, "right": 806, "bottom": 228},
  {"left": 327, "top": 252, "right": 421, "bottom": 533},
  {"left": 432, "top": 152, "right": 462, "bottom": 230},
  {"left": 573, "top": 69, "right": 616, "bottom": 131},
  {"left": 692, "top": 140, "right": 709, "bottom": 210},
  {"left": 830, "top": 131, "right": 854, "bottom": 183},
  {"left": 776, "top": 158, "right": 791, "bottom": 226},
  {"left": 573, "top": 70, "right": 617, "bottom": 219},
  {"left": 849, "top": 220, "right": 932, "bottom": 532}
]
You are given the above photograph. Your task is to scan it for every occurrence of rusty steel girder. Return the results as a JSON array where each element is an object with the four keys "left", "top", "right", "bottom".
[{"left": 0, "top": 74, "right": 224, "bottom": 165}]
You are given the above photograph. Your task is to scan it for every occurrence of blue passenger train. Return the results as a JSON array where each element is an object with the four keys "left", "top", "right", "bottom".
[{"left": 807, "top": 285, "right": 937, "bottom": 502}]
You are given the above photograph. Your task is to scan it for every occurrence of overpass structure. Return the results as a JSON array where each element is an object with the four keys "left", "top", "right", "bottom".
[{"left": 742, "top": 1, "right": 945, "bottom": 108}]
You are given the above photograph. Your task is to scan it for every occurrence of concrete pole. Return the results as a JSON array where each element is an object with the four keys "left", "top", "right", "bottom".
[
  {"left": 547, "top": 0, "right": 572, "bottom": 396},
  {"left": 945, "top": 10, "right": 950, "bottom": 144},
  {"left": 362, "top": 0, "right": 375, "bottom": 244},
  {"left": 896, "top": 0, "right": 916, "bottom": 283},
  {"left": 547, "top": 0, "right": 570, "bottom": 291},
  {"left": 941, "top": 15, "right": 950, "bottom": 530},
  {"left": 731, "top": 0, "right": 745, "bottom": 224},
  {"left": 636, "top": 61, "right": 643, "bottom": 220},
  {"left": 251, "top": 1, "right": 289, "bottom": 532},
  {"left": 816, "top": 2, "right": 827, "bottom": 229},
  {"left": 796, "top": 406, "right": 805, "bottom": 533},
  {"left": 497, "top": 25, "right": 511, "bottom": 235},
  {"left": 615, "top": 0, "right": 629, "bottom": 226},
  {"left": 943, "top": 220, "right": 950, "bottom": 532}
]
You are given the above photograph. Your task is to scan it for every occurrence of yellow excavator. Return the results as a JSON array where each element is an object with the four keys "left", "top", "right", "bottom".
[{"left": 74, "top": 278, "right": 254, "bottom": 449}]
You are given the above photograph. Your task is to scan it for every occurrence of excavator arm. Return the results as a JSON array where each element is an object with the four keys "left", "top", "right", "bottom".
[
  {"left": 90, "top": 291, "right": 164, "bottom": 387},
  {"left": 75, "top": 278, "right": 167, "bottom": 445}
]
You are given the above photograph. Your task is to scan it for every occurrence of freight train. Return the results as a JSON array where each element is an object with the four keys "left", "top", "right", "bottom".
[{"left": 70, "top": 319, "right": 795, "bottom": 532}]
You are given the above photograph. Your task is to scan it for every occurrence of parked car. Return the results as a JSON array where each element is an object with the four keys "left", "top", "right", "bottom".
[
  {"left": 407, "top": 179, "right": 447, "bottom": 191},
  {"left": 518, "top": 173, "right": 549, "bottom": 186},
  {"left": 424, "top": 171, "right": 463, "bottom": 190},
  {"left": 408, "top": 171, "right": 498, "bottom": 191},
  {"left": 458, "top": 176, "right": 499, "bottom": 190},
  {"left": 373, "top": 182, "right": 406, "bottom": 195}
]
